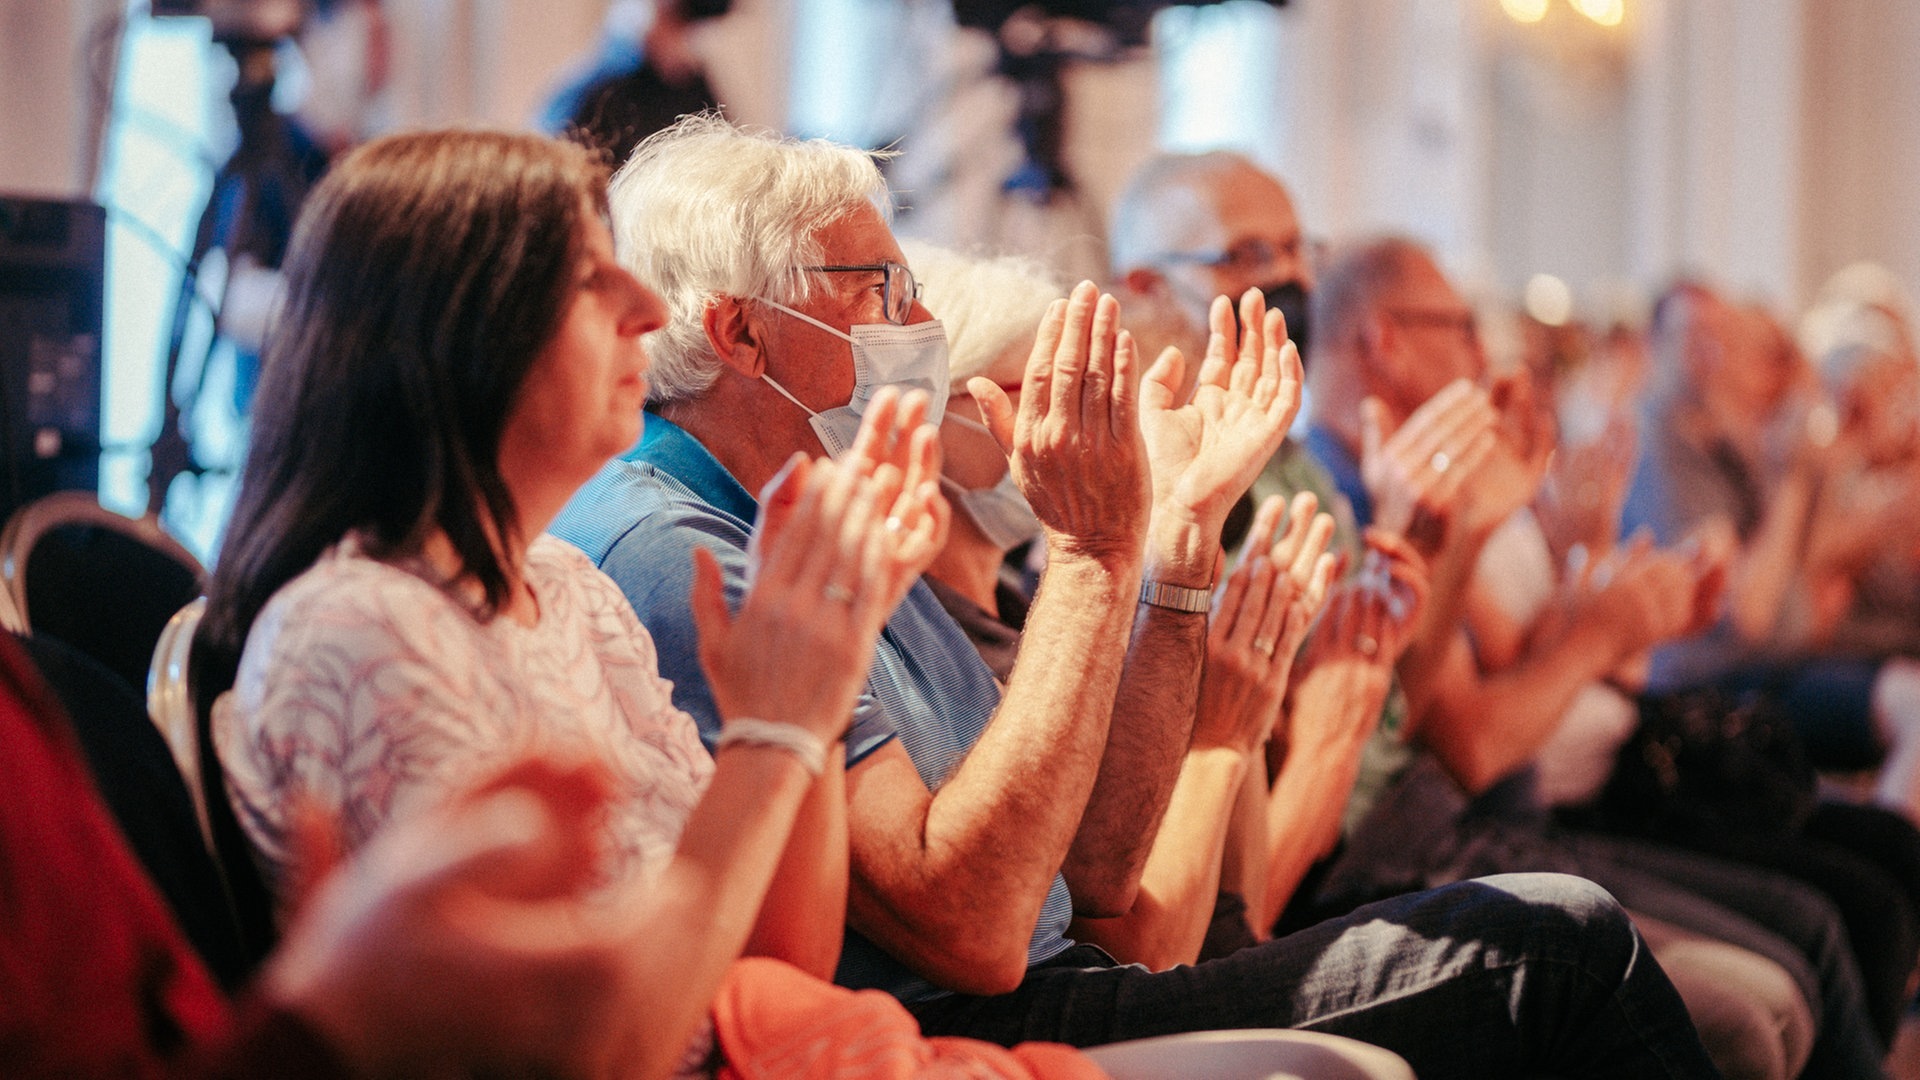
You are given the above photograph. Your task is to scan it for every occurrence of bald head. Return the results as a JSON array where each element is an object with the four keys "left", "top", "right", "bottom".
[
  {"left": 1108, "top": 152, "right": 1311, "bottom": 340},
  {"left": 1309, "top": 237, "right": 1485, "bottom": 439}
]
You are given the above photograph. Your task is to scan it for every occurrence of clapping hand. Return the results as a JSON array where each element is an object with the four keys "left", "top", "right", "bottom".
[
  {"left": 971, "top": 282, "right": 1153, "bottom": 565},
  {"left": 695, "top": 389, "right": 948, "bottom": 745},
  {"left": 1140, "top": 289, "right": 1304, "bottom": 560},
  {"left": 1194, "top": 492, "right": 1338, "bottom": 754}
]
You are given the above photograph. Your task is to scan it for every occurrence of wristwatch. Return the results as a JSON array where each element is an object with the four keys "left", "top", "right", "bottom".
[{"left": 1138, "top": 579, "right": 1212, "bottom": 614}]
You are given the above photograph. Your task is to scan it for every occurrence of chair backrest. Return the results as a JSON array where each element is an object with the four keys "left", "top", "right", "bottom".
[
  {"left": 149, "top": 598, "right": 211, "bottom": 852},
  {"left": 1, "top": 492, "right": 207, "bottom": 692},
  {"left": 18, "top": 631, "right": 260, "bottom": 991}
]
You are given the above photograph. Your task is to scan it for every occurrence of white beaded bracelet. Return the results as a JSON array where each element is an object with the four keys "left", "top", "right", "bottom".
[{"left": 716, "top": 718, "right": 829, "bottom": 777}]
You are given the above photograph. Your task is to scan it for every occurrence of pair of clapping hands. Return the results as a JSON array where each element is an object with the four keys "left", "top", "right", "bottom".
[{"left": 1201, "top": 492, "right": 1430, "bottom": 758}]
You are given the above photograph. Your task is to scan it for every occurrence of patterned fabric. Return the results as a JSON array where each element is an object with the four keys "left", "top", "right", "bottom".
[
  {"left": 552, "top": 414, "right": 1078, "bottom": 1005},
  {"left": 214, "top": 534, "right": 714, "bottom": 902}
]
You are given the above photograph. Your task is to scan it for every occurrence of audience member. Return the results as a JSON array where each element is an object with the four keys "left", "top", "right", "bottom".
[
  {"left": 194, "top": 129, "right": 1103, "bottom": 1079},
  {"left": 539, "top": 0, "right": 726, "bottom": 163},
  {"left": 551, "top": 114, "right": 1718, "bottom": 1078}
]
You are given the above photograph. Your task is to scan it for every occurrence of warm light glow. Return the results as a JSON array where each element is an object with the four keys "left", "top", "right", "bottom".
[
  {"left": 1501, "top": 0, "right": 1550, "bottom": 23},
  {"left": 1525, "top": 274, "right": 1574, "bottom": 327},
  {"left": 1572, "top": 0, "right": 1625, "bottom": 26}
]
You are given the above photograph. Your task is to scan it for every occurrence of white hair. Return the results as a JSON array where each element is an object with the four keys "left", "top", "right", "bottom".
[
  {"left": 899, "top": 240, "right": 1064, "bottom": 390},
  {"left": 608, "top": 113, "right": 892, "bottom": 404}
]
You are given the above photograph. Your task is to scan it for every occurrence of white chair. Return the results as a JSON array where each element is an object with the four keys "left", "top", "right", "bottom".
[
  {"left": 1082, "top": 1029, "right": 1415, "bottom": 1080},
  {"left": 147, "top": 597, "right": 212, "bottom": 853}
]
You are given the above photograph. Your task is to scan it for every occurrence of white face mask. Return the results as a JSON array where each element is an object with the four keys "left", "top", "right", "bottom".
[
  {"left": 937, "top": 413, "right": 1041, "bottom": 551},
  {"left": 758, "top": 299, "right": 950, "bottom": 459}
]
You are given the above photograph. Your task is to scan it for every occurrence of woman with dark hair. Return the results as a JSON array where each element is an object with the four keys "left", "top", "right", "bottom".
[{"left": 195, "top": 129, "right": 953, "bottom": 1078}]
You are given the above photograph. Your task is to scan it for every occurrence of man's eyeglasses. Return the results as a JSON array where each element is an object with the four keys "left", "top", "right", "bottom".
[
  {"left": 1387, "top": 307, "right": 1479, "bottom": 344},
  {"left": 804, "top": 262, "right": 923, "bottom": 325},
  {"left": 1153, "top": 237, "right": 1301, "bottom": 274}
]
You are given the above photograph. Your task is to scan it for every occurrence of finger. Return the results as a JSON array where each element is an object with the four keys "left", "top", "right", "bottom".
[
  {"left": 1268, "top": 491, "right": 1318, "bottom": 570},
  {"left": 1142, "top": 345, "right": 1184, "bottom": 415},
  {"left": 1237, "top": 494, "right": 1290, "bottom": 571},
  {"left": 1270, "top": 338, "right": 1304, "bottom": 429},
  {"left": 794, "top": 457, "right": 862, "bottom": 590},
  {"left": 1360, "top": 396, "right": 1390, "bottom": 472},
  {"left": 689, "top": 545, "right": 736, "bottom": 655},
  {"left": 968, "top": 376, "right": 1018, "bottom": 458},
  {"left": 1302, "top": 550, "right": 1338, "bottom": 616},
  {"left": 283, "top": 798, "right": 346, "bottom": 917},
  {"left": 1253, "top": 570, "right": 1292, "bottom": 661},
  {"left": 1197, "top": 294, "right": 1236, "bottom": 392},
  {"left": 1081, "top": 292, "right": 1120, "bottom": 434},
  {"left": 844, "top": 386, "right": 902, "bottom": 478},
  {"left": 1048, "top": 282, "right": 1099, "bottom": 424},
  {"left": 756, "top": 461, "right": 833, "bottom": 588},
  {"left": 1211, "top": 557, "right": 1256, "bottom": 640},
  {"left": 1291, "top": 511, "right": 1337, "bottom": 586},
  {"left": 1230, "top": 288, "right": 1265, "bottom": 396},
  {"left": 1021, "top": 298, "right": 1068, "bottom": 426},
  {"left": 1111, "top": 329, "right": 1142, "bottom": 441},
  {"left": 748, "top": 452, "right": 812, "bottom": 570},
  {"left": 1234, "top": 556, "right": 1280, "bottom": 645}
]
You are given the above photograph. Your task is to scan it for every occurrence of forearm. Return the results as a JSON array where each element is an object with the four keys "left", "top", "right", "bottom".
[
  {"left": 847, "top": 552, "right": 1141, "bottom": 987},
  {"left": 1730, "top": 470, "right": 1817, "bottom": 642},
  {"left": 1421, "top": 619, "right": 1625, "bottom": 793},
  {"left": 619, "top": 748, "right": 820, "bottom": 1080},
  {"left": 1070, "top": 745, "right": 1247, "bottom": 970},
  {"left": 742, "top": 747, "right": 847, "bottom": 980},
  {"left": 1220, "top": 754, "right": 1272, "bottom": 928},
  {"left": 1256, "top": 673, "right": 1387, "bottom": 930},
  {"left": 1395, "top": 522, "right": 1496, "bottom": 720}
]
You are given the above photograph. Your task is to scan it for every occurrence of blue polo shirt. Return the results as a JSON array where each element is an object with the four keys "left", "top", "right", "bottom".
[{"left": 550, "top": 414, "right": 1077, "bottom": 1003}]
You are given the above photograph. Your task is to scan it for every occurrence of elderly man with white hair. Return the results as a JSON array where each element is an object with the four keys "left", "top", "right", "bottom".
[{"left": 551, "top": 114, "right": 1718, "bottom": 1078}]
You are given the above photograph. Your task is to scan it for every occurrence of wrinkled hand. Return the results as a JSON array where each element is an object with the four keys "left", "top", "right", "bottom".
[
  {"left": 1194, "top": 492, "right": 1337, "bottom": 753},
  {"left": 1140, "top": 289, "right": 1304, "bottom": 548},
  {"left": 695, "top": 408, "right": 946, "bottom": 743},
  {"left": 1360, "top": 380, "right": 1497, "bottom": 558},
  {"left": 266, "top": 757, "right": 642, "bottom": 1079},
  {"left": 972, "top": 281, "right": 1151, "bottom": 564}
]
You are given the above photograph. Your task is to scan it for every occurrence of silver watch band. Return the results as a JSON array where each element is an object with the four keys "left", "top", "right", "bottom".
[{"left": 1138, "top": 579, "right": 1212, "bottom": 614}]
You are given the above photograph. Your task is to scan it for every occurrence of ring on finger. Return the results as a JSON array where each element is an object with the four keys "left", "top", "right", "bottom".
[
  {"left": 1251, "top": 636, "right": 1276, "bottom": 654},
  {"left": 1356, "top": 633, "right": 1379, "bottom": 657},
  {"left": 1429, "top": 451, "right": 1451, "bottom": 474},
  {"left": 824, "top": 583, "right": 855, "bottom": 604}
]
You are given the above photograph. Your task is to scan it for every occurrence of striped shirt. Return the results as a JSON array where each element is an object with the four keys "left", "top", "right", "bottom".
[{"left": 551, "top": 414, "right": 1077, "bottom": 1003}]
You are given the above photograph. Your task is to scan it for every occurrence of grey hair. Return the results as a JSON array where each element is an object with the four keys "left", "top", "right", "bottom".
[
  {"left": 899, "top": 240, "right": 1064, "bottom": 390},
  {"left": 608, "top": 113, "right": 893, "bottom": 404},
  {"left": 1107, "top": 150, "right": 1260, "bottom": 277}
]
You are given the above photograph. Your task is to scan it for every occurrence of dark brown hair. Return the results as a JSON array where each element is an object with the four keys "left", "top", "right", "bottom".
[{"left": 194, "top": 130, "right": 611, "bottom": 708}]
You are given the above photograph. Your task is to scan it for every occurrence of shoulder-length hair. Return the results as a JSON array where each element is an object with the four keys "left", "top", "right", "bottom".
[{"left": 194, "top": 130, "right": 611, "bottom": 707}]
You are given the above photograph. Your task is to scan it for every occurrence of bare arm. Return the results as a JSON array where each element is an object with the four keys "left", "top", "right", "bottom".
[
  {"left": 841, "top": 283, "right": 1154, "bottom": 993},
  {"left": 1257, "top": 531, "right": 1426, "bottom": 930},
  {"left": 1076, "top": 493, "right": 1333, "bottom": 967},
  {"left": 1065, "top": 290, "right": 1304, "bottom": 913}
]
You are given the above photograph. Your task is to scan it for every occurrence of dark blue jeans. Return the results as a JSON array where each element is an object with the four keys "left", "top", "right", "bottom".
[{"left": 905, "top": 873, "right": 1717, "bottom": 1079}]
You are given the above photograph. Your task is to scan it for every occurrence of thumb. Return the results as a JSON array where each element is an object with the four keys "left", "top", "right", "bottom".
[
  {"left": 1360, "top": 397, "right": 1390, "bottom": 468},
  {"left": 688, "top": 546, "right": 734, "bottom": 663},
  {"left": 1142, "top": 345, "right": 1184, "bottom": 412},
  {"left": 967, "top": 376, "right": 1017, "bottom": 458},
  {"left": 284, "top": 797, "right": 346, "bottom": 917}
]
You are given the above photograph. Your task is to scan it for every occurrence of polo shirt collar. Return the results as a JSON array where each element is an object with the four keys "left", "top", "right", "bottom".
[{"left": 625, "top": 411, "right": 759, "bottom": 523}]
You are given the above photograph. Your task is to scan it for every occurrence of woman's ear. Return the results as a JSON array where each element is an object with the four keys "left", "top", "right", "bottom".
[{"left": 703, "top": 295, "right": 766, "bottom": 378}]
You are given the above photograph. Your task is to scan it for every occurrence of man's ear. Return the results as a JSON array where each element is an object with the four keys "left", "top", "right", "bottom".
[{"left": 703, "top": 295, "right": 766, "bottom": 378}]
